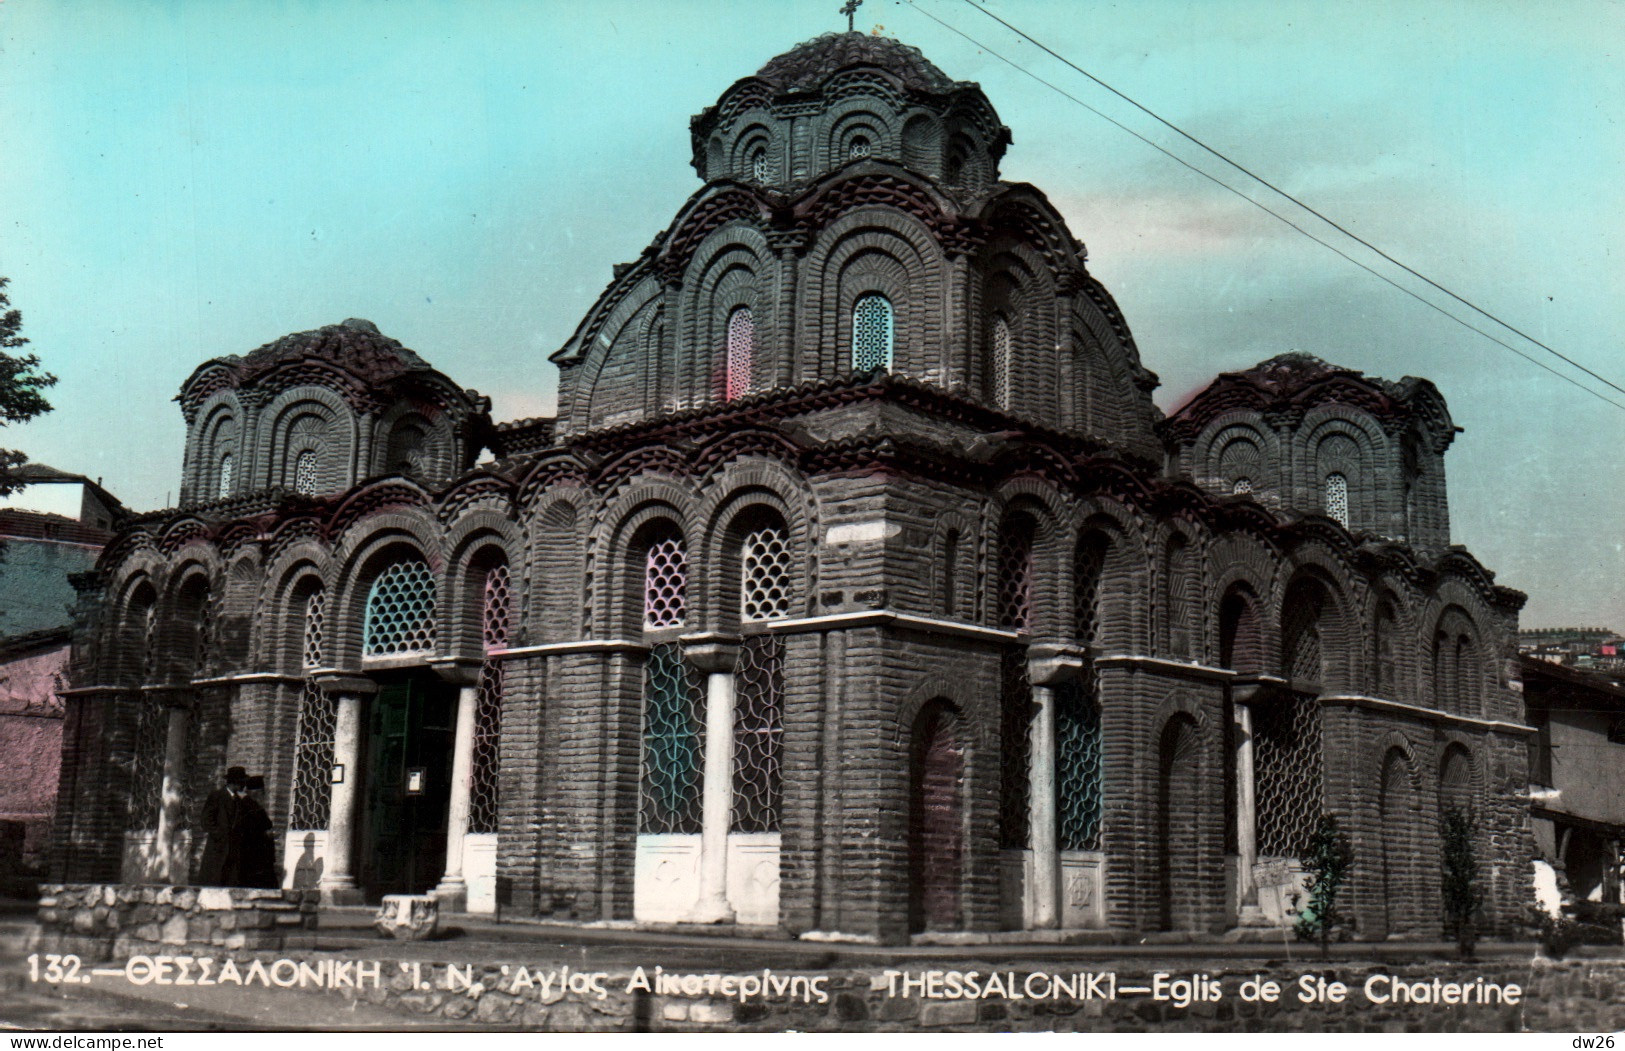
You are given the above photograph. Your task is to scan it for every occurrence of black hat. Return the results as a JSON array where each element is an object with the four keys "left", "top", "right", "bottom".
[{"left": 225, "top": 766, "right": 248, "bottom": 785}]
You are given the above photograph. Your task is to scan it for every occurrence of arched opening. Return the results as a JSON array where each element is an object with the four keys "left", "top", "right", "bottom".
[
  {"left": 725, "top": 306, "right": 754, "bottom": 402},
  {"left": 1157, "top": 714, "right": 1202, "bottom": 930},
  {"left": 1075, "top": 533, "right": 1109, "bottom": 648},
  {"left": 908, "top": 699, "right": 964, "bottom": 932},
  {"left": 851, "top": 293, "right": 893, "bottom": 372},
  {"left": 996, "top": 512, "right": 1037, "bottom": 631},
  {"left": 363, "top": 557, "right": 437, "bottom": 657},
  {"left": 1324, "top": 472, "right": 1350, "bottom": 528},
  {"left": 1378, "top": 746, "right": 1423, "bottom": 938},
  {"left": 637, "top": 521, "right": 688, "bottom": 631},
  {"left": 385, "top": 415, "right": 432, "bottom": 476},
  {"left": 1218, "top": 585, "right": 1263, "bottom": 674},
  {"left": 217, "top": 453, "right": 235, "bottom": 500},
  {"left": 990, "top": 314, "right": 1013, "bottom": 410}
]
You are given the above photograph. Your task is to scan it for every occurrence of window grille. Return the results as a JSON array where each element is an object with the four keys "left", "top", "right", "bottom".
[
  {"left": 290, "top": 682, "right": 336, "bottom": 829},
  {"left": 1325, "top": 472, "right": 1349, "bottom": 528},
  {"left": 640, "top": 642, "right": 704, "bottom": 834},
  {"left": 731, "top": 634, "right": 783, "bottom": 833},
  {"left": 1283, "top": 590, "right": 1325, "bottom": 685},
  {"left": 725, "top": 307, "right": 754, "bottom": 402},
  {"left": 1254, "top": 694, "right": 1323, "bottom": 857},
  {"left": 997, "top": 517, "right": 1034, "bottom": 631},
  {"left": 127, "top": 693, "right": 166, "bottom": 831},
  {"left": 294, "top": 450, "right": 319, "bottom": 495},
  {"left": 218, "top": 454, "right": 234, "bottom": 500},
  {"left": 741, "top": 526, "right": 792, "bottom": 621},
  {"left": 643, "top": 536, "right": 687, "bottom": 629},
  {"left": 141, "top": 600, "right": 158, "bottom": 682},
  {"left": 193, "top": 591, "right": 214, "bottom": 676},
  {"left": 852, "top": 293, "right": 893, "bottom": 372},
  {"left": 848, "top": 136, "right": 871, "bottom": 159},
  {"left": 1056, "top": 675, "right": 1103, "bottom": 851},
  {"left": 290, "top": 588, "right": 334, "bottom": 829},
  {"left": 363, "top": 559, "right": 437, "bottom": 656},
  {"left": 750, "top": 148, "right": 768, "bottom": 183},
  {"left": 1232, "top": 478, "right": 1253, "bottom": 495},
  {"left": 1075, "top": 536, "right": 1106, "bottom": 648},
  {"left": 469, "top": 564, "right": 510, "bottom": 835},
  {"left": 991, "top": 316, "right": 1013, "bottom": 409},
  {"left": 998, "top": 648, "right": 1032, "bottom": 849}
]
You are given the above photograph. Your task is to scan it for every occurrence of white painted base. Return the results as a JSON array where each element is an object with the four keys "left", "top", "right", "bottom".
[
  {"left": 464, "top": 833, "right": 499, "bottom": 914},
  {"left": 634, "top": 832, "right": 779, "bottom": 926},
  {"left": 1001, "top": 849, "right": 1107, "bottom": 929},
  {"left": 1252, "top": 856, "right": 1307, "bottom": 925},
  {"left": 1532, "top": 859, "right": 1563, "bottom": 918},
  {"left": 121, "top": 829, "right": 190, "bottom": 884},
  {"left": 282, "top": 829, "right": 328, "bottom": 890}
]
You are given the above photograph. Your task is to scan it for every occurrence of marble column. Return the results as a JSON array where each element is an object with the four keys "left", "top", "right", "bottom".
[
  {"left": 680, "top": 632, "right": 742, "bottom": 924},
  {"left": 314, "top": 674, "right": 376, "bottom": 904},
  {"left": 431, "top": 659, "right": 483, "bottom": 907},
  {"left": 1025, "top": 644, "right": 1089, "bottom": 930},
  {"left": 153, "top": 691, "right": 191, "bottom": 884}
]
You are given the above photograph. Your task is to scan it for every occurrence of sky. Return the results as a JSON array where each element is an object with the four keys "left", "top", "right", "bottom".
[{"left": 0, "top": 0, "right": 1620, "bottom": 629}]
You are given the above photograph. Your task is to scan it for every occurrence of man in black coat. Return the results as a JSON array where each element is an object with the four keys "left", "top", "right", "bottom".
[{"left": 197, "top": 766, "right": 276, "bottom": 887}]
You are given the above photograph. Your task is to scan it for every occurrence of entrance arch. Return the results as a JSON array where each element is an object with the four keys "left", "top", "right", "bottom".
[{"left": 908, "top": 699, "right": 964, "bottom": 933}]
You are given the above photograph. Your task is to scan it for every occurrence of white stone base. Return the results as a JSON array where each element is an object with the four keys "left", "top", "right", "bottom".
[
  {"left": 464, "top": 833, "right": 499, "bottom": 914},
  {"left": 1001, "top": 849, "right": 1107, "bottom": 930},
  {"left": 1252, "top": 856, "right": 1307, "bottom": 925},
  {"left": 633, "top": 832, "right": 780, "bottom": 926},
  {"left": 282, "top": 829, "right": 329, "bottom": 890}
]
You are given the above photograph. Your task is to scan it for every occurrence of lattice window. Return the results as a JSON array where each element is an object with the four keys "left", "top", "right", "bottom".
[
  {"left": 1056, "top": 674, "right": 1103, "bottom": 851},
  {"left": 127, "top": 693, "right": 166, "bottom": 831},
  {"left": 1075, "top": 535, "right": 1106, "bottom": 648},
  {"left": 998, "top": 648, "right": 1032, "bottom": 849},
  {"left": 997, "top": 516, "right": 1035, "bottom": 631},
  {"left": 1283, "top": 588, "right": 1325, "bottom": 685},
  {"left": 640, "top": 642, "right": 704, "bottom": 834},
  {"left": 289, "top": 682, "right": 336, "bottom": 829},
  {"left": 741, "top": 526, "right": 792, "bottom": 621},
  {"left": 217, "top": 453, "right": 234, "bottom": 500},
  {"left": 852, "top": 293, "right": 893, "bottom": 372},
  {"left": 290, "top": 587, "right": 334, "bottom": 829},
  {"left": 991, "top": 315, "right": 1013, "bottom": 409},
  {"left": 469, "top": 564, "right": 511, "bottom": 835},
  {"left": 141, "top": 601, "right": 158, "bottom": 682},
  {"left": 363, "top": 559, "right": 437, "bottom": 656},
  {"left": 644, "top": 536, "right": 687, "bottom": 629},
  {"left": 294, "top": 450, "right": 319, "bottom": 495},
  {"left": 1325, "top": 472, "right": 1349, "bottom": 528},
  {"left": 193, "top": 592, "right": 214, "bottom": 676},
  {"left": 848, "top": 136, "right": 871, "bottom": 159},
  {"left": 302, "top": 590, "right": 325, "bottom": 670},
  {"left": 750, "top": 147, "right": 768, "bottom": 183},
  {"left": 732, "top": 634, "right": 783, "bottom": 832},
  {"left": 1232, "top": 478, "right": 1253, "bottom": 495},
  {"left": 725, "top": 307, "right": 754, "bottom": 402},
  {"left": 1254, "top": 695, "right": 1323, "bottom": 857}
]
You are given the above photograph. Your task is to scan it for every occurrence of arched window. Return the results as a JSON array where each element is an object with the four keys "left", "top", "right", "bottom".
[
  {"left": 291, "top": 586, "right": 335, "bottom": 830},
  {"left": 1454, "top": 634, "right": 1479, "bottom": 716},
  {"left": 750, "top": 147, "right": 768, "bottom": 183},
  {"left": 941, "top": 529, "right": 960, "bottom": 618},
  {"left": 217, "top": 453, "right": 234, "bottom": 500},
  {"left": 741, "top": 525, "right": 791, "bottom": 621},
  {"left": 387, "top": 417, "right": 430, "bottom": 476},
  {"left": 848, "top": 135, "right": 871, "bottom": 159},
  {"left": 1282, "top": 580, "right": 1327, "bottom": 685},
  {"left": 725, "top": 306, "right": 754, "bottom": 402},
  {"left": 293, "top": 450, "right": 319, "bottom": 495},
  {"left": 997, "top": 514, "right": 1036, "bottom": 631},
  {"left": 1232, "top": 478, "right": 1253, "bottom": 495},
  {"left": 1075, "top": 534, "right": 1108, "bottom": 648},
  {"left": 852, "top": 293, "right": 893, "bottom": 372},
  {"left": 1325, "top": 472, "right": 1349, "bottom": 528},
  {"left": 363, "top": 558, "right": 437, "bottom": 656},
  {"left": 644, "top": 534, "right": 687, "bottom": 629},
  {"left": 991, "top": 315, "right": 1013, "bottom": 409}
]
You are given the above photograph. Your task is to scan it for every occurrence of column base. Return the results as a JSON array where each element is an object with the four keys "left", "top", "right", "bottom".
[
  {"left": 432, "top": 880, "right": 469, "bottom": 912},
  {"left": 687, "top": 894, "right": 736, "bottom": 925},
  {"left": 319, "top": 880, "right": 366, "bottom": 906}
]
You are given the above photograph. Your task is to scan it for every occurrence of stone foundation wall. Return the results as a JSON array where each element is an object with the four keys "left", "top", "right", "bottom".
[{"left": 35, "top": 883, "right": 319, "bottom": 960}]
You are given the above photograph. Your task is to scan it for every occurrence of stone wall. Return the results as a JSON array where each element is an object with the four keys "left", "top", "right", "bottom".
[{"left": 34, "top": 883, "right": 319, "bottom": 960}]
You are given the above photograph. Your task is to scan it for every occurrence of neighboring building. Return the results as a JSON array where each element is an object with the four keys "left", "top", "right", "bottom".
[
  {"left": 52, "top": 33, "right": 1531, "bottom": 943},
  {"left": 1522, "top": 656, "right": 1625, "bottom": 923},
  {"left": 0, "top": 471, "right": 119, "bottom": 893}
]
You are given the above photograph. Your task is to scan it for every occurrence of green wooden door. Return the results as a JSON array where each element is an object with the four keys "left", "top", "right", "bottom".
[{"left": 358, "top": 675, "right": 455, "bottom": 898}]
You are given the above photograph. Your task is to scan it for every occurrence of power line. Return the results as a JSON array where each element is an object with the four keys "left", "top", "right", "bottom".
[
  {"left": 899, "top": 0, "right": 1625, "bottom": 413},
  {"left": 958, "top": 0, "right": 1625, "bottom": 403}
]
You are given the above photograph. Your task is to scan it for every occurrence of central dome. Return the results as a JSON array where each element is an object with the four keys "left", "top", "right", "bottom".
[{"left": 754, "top": 32, "right": 960, "bottom": 93}]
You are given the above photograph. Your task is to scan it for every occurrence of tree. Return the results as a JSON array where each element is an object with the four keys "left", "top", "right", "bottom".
[
  {"left": 1292, "top": 811, "right": 1356, "bottom": 956},
  {"left": 1440, "top": 808, "right": 1481, "bottom": 959},
  {"left": 0, "top": 277, "right": 58, "bottom": 497}
]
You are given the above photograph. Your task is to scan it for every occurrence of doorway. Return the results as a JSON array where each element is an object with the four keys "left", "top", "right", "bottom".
[
  {"left": 357, "top": 673, "right": 457, "bottom": 899},
  {"left": 908, "top": 699, "right": 964, "bottom": 933}
]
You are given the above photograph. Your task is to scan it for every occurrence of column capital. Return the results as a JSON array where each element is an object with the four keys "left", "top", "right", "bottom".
[
  {"left": 679, "top": 632, "right": 742, "bottom": 674},
  {"left": 141, "top": 685, "right": 196, "bottom": 710},
  {"left": 310, "top": 671, "right": 379, "bottom": 696},
  {"left": 1230, "top": 674, "right": 1292, "bottom": 707},
  {"left": 429, "top": 657, "right": 485, "bottom": 687},
  {"left": 1026, "top": 642, "right": 1090, "bottom": 687}
]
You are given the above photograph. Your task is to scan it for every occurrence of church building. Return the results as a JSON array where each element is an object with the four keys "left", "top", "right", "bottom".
[{"left": 51, "top": 32, "right": 1534, "bottom": 943}]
